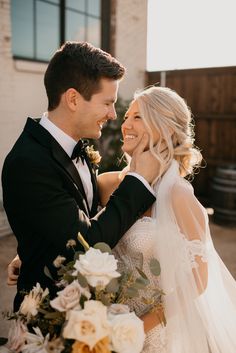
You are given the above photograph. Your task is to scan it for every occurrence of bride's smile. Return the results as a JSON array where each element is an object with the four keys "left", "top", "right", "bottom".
[{"left": 122, "top": 100, "right": 159, "bottom": 156}]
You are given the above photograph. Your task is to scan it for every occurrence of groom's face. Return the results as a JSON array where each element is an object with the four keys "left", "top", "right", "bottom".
[{"left": 75, "top": 78, "right": 119, "bottom": 140}]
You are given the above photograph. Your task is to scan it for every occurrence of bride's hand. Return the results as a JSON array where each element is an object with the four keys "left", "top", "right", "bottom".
[
  {"left": 7, "top": 254, "right": 21, "bottom": 285},
  {"left": 140, "top": 307, "right": 165, "bottom": 333}
]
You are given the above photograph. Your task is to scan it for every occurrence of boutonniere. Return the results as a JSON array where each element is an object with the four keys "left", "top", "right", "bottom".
[{"left": 85, "top": 145, "right": 101, "bottom": 169}]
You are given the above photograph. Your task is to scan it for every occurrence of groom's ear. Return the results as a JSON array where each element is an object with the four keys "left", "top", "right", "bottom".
[{"left": 64, "top": 88, "right": 80, "bottom": 112}]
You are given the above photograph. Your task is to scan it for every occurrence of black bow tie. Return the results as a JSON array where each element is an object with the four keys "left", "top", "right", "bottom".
[{"left": 71, "top": 140, "right": 88, "bottom": 163}]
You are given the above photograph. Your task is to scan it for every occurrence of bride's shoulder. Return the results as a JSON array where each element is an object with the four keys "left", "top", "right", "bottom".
[
  {"left": 171, "top": 178, "right": 207, "bottom": 226},
  {"left": 172, "top": 178, "right": 194, "bottom": 197},
  {"left": 171, "top": 178, "right": 202, "bottom": 209}
]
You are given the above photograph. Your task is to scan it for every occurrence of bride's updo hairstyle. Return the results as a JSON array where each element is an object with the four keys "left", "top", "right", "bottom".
[{"left": 134, "top": 86, "right": 202, "bottom": 180}]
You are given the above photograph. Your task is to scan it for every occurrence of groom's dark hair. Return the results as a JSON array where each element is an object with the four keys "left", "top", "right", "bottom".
[{"left": 44, "top": 41, "right": 126, "bottom": 111}]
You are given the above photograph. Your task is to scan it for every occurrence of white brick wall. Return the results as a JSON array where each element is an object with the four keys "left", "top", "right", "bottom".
[
  {"left": 114, "top": 0, "right": 148, "bottom": 100},
  {"left": 0, "top": 0, "right": 47, "bottom": 201}
]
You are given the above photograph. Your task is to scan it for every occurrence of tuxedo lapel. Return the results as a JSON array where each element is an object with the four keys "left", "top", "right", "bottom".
[
  {"left": 84, "top": 153, "right": 99, "bottom": 216},
  {"left": 24, "top": 118, "right": 90, "bottom": 215},
  {"left": 50, "top": 140, "right": 90, "bottom": 213}
]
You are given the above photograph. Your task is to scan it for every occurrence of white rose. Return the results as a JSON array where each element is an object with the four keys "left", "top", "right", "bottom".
[
  {"left": 73, "top": 248, "right": 120, "bottom": 287},
  {"left": 63, "top": 300, "right": 110, "bottom": 350},
  {"left": 109, "top": 312, "right": 145, "bottom": 353},
  {"left": 19, "top": 283, "right": 49, "bottom": 320},
  {"left": 50, "top": 280, "right": 91, "bottom": 312}
]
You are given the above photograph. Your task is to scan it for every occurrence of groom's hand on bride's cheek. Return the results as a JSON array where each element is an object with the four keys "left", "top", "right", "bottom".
[
  {"left": 7, "top": 256, "right": 21, "bottom": 286},
  {"left": 130, "top": 133, "right": 160, "bottom": 184}
]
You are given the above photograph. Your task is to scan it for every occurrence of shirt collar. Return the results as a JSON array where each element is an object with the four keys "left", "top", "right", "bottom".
[{"left": 39, "top": 112, "right": 77, "bottom": 158}]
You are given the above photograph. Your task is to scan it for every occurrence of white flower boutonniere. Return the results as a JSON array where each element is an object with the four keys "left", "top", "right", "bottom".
[{"left": 85, "top": 145, "right": 101, "bottom": 167}]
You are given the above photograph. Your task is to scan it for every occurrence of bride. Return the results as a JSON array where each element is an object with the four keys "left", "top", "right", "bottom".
[{"left": 97, "top": 86, "right": 236, "bottom": 352}]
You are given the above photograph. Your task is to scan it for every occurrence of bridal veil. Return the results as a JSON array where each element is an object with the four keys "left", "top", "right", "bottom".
[{"left": 152, "top": 160, "right": 236, "bottom": 353}]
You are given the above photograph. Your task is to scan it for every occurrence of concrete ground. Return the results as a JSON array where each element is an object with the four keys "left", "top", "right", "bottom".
[{"left": 0, "top": 221, "right": 235, "bottom": 338}]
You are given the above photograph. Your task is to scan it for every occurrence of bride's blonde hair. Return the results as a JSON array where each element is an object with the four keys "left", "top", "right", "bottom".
[{"left": 134, "top": 86, "right": 202, "bottom": 180}]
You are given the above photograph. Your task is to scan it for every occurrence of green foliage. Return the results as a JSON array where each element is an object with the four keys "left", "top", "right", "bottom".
[
  {"left": 44, "top": 266, "right": 53, "bottom": 280},
  {"left": 94, "top": 242, "right": 112, "bottom": 254},
  {"left": 91, "top": 97, "right": 130, "bottom": 173},
  {"left": 149, "top": 258, "right": 161, "bottom": 276},
  {"left": 106, "top": 278, "right": 120, "bottom": 293}
]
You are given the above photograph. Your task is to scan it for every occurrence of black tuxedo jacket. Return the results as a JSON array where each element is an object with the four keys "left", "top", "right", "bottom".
[{"left": 1, "top": 118, "right": 155, "bottom": 310}]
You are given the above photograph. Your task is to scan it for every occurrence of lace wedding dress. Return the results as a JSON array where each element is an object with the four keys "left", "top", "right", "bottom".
[
  {"left": 113, "top": 160, "right": 236, "bottom": 353},
  {"left": 113, "top": 217, "right": 167, "bottom": 353}
]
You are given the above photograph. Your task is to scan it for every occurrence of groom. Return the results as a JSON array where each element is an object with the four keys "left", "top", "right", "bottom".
[{"left": 2, "top": 42, "right": 157, "bottom": 311}]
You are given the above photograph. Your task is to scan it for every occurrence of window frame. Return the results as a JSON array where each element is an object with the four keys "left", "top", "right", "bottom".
[{"left": 11, "top": 0, "right": 109, "bottom": 63}]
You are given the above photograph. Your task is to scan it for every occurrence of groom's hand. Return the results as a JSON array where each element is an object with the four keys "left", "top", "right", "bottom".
[
  {"left": 7, "top": 255, "right": 21, "bottom": 286},
  {"left": 130, "top": 133, "right": 161, "bottom": 184}
]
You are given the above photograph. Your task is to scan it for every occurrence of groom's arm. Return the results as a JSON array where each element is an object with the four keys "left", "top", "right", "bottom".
[
  {"left": 2, "top": 155, "right": 155, "bottom": 266},
  {"left": 86, "top": 174, "right": 155, "bottom": 247}
]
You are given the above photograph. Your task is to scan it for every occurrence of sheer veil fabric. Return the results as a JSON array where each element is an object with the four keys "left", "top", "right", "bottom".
[{"left": 152, "top": 160, "right": 236, "bottom": 353}]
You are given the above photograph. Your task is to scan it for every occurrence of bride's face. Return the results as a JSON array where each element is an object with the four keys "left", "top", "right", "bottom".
[{"left": 121, "top": 100, "right": 159, "bottom": 156}]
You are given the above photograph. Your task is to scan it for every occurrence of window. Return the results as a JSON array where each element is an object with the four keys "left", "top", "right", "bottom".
[{"left": 11, "top": 0, "right": 101, "bottom": 62}]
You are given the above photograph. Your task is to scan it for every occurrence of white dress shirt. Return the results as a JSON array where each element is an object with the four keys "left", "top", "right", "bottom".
[{"left": 39, "top": 114, "right": 93, "bottom": 210}]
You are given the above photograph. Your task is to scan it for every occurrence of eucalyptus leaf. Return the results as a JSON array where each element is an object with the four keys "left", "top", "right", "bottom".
[
  {"left": 100, "top": 293, "right": 111, "bottom": 306},
  {"left": 74, "top": 251, "right": 84, "bottom": 261},
  {"left": 38, "top": 308, "right": 52, "bottom": 315},
  {"left": 94, "top": 242, "right": 112, "bottom": 254},
  {"left": 126, "top": 287, "right": 139, "bottom": 298},
  {"left": 57, "top": 266, "right": 68, "bottom": 276},
  {"left": 149, "top": 258, "right": 161, "bottom": 276},
  {"left": 135, "top": 276, "right": 150, "bottom": 289},
  {"left": 106, "top": 278, "right": 120, "bottom": 293},
  {"left": 63, "top": 274, "right": 74, "bottom": 284},
  {"left": 44, "top": 311, "right": 62, "bottom": 319},
  {"left": 44, "top": 266, "right": 53, "bottom": 280},
  {"left": 135, "top": 267, "right": 148, "bottom": 280},
  {"left": 77, "top": 272, "right": 88, "bottom": 288}
]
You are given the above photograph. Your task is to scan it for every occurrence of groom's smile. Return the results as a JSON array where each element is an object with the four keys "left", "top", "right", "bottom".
[{"left": 75, "top": 78, "right": 119, "bottom": 140}]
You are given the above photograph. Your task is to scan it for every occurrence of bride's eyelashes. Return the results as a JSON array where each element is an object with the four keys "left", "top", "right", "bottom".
[{"left": 122, "top": 115, "right": 142, "bottom": 122}]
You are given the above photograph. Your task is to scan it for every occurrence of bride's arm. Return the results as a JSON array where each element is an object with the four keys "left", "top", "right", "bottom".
[
  {"left": 97, "top": 172, "right": 121, "bottom": 207},
  {"left": 140, "top": 307, "right": 165, "bottom": 333},
  {"left": 97, "top": 167, "right": 129, "bottom": 207}
]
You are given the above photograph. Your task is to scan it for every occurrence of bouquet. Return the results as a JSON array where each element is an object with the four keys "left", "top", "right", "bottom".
[{"left": 2, "top": 233, "right": 164, "bottom": 353}]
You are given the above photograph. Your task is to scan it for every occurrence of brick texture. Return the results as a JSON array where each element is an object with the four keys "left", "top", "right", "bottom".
[
  {"left": 114, "top": 0, "right": 148, "bottom": 100},
  {"left": 0, "top": 0, "right": 47, "bottom": 203}
]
